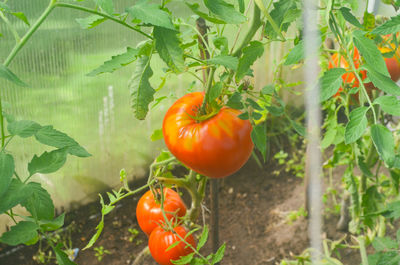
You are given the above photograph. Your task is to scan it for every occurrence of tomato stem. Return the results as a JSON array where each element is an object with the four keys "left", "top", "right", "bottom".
[{"left": 200, "top": 67, "right": 216, "bottom": 115}]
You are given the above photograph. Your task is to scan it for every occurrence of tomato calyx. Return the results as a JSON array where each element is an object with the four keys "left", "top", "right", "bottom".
[{"left": 186, "top": 102, "right": 222, "bottom": 123}]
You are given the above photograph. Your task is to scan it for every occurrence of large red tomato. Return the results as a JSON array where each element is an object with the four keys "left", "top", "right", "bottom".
[
  {"left": 136, "top": 188, "right": 186, "bottom": 236},
  {"left": 328, "top": 48, "right": 367, "bottom": 97},
  {"left": 162, "top": 92, "right": 253, "bottom": 178},
  {"left": 148, "top": 226, "right": 196, "bottom": 265}
]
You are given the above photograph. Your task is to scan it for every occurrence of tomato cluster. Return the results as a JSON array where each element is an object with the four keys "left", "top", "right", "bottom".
[
  {"left": 136, "top": 188, "right": 196, "bottom": 265},
  {"left": 162, "top": 92, "right": 253, "bottom": 178}
]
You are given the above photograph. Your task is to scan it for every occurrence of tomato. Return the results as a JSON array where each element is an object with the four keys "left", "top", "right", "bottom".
[
  {"left": 162, "top": 92, "right": 253, "bottom": 178},
  {"left": 328, "top": 48, "right": 367, "bottom": 98},
  {"left": 148, "top": 226, "right": 196, "bottom": 265},
  {"left": 136, "top": 188, "right": 186, "bottom": 236}
]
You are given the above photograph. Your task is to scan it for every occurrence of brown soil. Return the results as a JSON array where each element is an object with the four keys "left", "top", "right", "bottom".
[{"left": 0, "top": 158, "right": 361, "bottom": 265}]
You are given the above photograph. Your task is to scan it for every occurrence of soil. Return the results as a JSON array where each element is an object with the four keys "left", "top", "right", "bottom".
[{"left": 0, "top": 157, "right": 361, "bottom": 265}]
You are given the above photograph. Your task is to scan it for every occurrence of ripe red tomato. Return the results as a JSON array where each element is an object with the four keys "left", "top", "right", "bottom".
[
  {"left": 136, "top": 188, "right": 186, "bottom": 236},
  {"left": 148, "top": 226, "right": 196, "bottom": 265},
  {"left": 328, "top": 48, "right": 367, "bottom": 97},
  {"left": 162, "top": 92, "right": 253, "bottom": 178}
]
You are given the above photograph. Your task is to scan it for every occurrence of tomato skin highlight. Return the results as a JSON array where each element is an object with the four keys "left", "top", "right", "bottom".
[
  {"left": 148, "top": 226, "right": 196, "bottom": 265},
  {"left": 136, "top": 188, "right": 186, "bottom": 236},
  {"left": 162, "top": 92, "right": 254, "bottom": 178}
]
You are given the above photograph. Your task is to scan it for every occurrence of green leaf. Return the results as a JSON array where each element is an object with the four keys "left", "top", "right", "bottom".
[
  {"left": 284, "top": 40, "right": 304, "bottom": 65},
  {"left": 211, "top": 243, "right": 226, "bottom": 264},
  {"left": 213, "top": 37, "right": 229, "bottom": 55},
  {"left": 207, "top": 55, "right": 238, "bottom": 70},
  {"left": 0, "top": 152, "right": 14, "bottom": 196},
  {"left": 40, "top": 213, "right": 65, "bottom": 232},
  {"left": 53, "top": 243, "right": 77, "bottom": 265},
  {"left": 21, "top": 182, "right": 55, "bottom": 220},
  {"left": 365, "top": 64, "right": 400, "bottom": 96},
  {"left": 321, "top": 124, "right": 337, "bottom": 149},
  {"left": 171, "top": 253, "right": 194, "bottom": 265},
  {"left": 236, "top": 41, "right": 264, "bottom": 81},
  {"left": 0, "top": 178, "right": 33, "bottom": 214},
  {"left": 88, "top": 47, "right": 139, "bottom": 76},
  {"left": 265, "top": 0, "right": 297, "bottom": 39},
  {"left": 251, "top": 123, "right": 267, "bottom": 161},
  {"left": 203, "top": 0, "right": 246, "bottom": 24},
  {"left": 185, "top": 2, "right": 225, "bottom": 24},
  {"left": 197, "top": 226, "right": 208, "bottom": 250},
  {"left": 7, "top": 120, "right": 42, "bottom": 138},
  {"left": 128, "top": 55, "right": 155, "bottom": 120},
  {"left": 207, "top": 82, "right": 223, "bottom": 102},
  {"left": 382, "top": 200, "right": 400, "bottom": 219},
  {"left": 153, "top": 27, "right": 184, "bottom": 73},
  {"left": 226, "top": 92, "right": 243, "bottom": 109},
  {"left": 28, "top": 148, "right": 68, "bottom": 176},
  {"left": 344, "top": 106, "right": 368, "bottom": 144},
  {"left": 290, "top": 119, "right": 306, "bottom": 137},
  {"left": 11, "top": 12, "right": 30, "bottom": 26},
  {"left": 150, "top": 129, "right": 163, "bottom": 141},
  {"left": 281, "top": 9, "right": 302, "bottom": 25},
  {"left": 0, "top": 221, "right": 38, "bottom": 246},
  {"left": 0, "top": 65, "right": 28, "bottom": 87},
  {"left": 372, "top": 14, "right": 400, "bottom": 35},
  {"left": 339, "top": 7, "right": 362, "bottom": 28},
  {"left": 35, "top": 126, "right": 91, "bottom": 157},
  {"left": 353, "top": 30, "right": 389, "bottom": 77},
  {"left": 371, "top": 124, "right": 395, "bottom": 168},
  {"left": 320, "top": 68, "right": 346, "bottom": 101},
  {"left": 374, "top": 96, "right": 400, "bottom": 116},
  {"left": 126, "top": 0, "right": 174, "bottom": 30},
  {"left": 238, "top": 0, "right": 245, "bottom": 13},
  {"left": 94, "top": 0, "right": 114, "bottom": 15},
  {"left": 372, "top": 237, "right": 398, "bottom": 252},
  {"left": 76, "top": 15, "right": 107, "bottom": 29}
]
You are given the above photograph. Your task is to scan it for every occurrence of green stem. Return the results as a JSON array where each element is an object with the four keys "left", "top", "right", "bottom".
[
  {"left": 200, "top": 67, "right": 216, "bottom": 114},
  {"left": 54, "top": 2, "right": 153, "bottom": 40},
  {"left": 254, "top": 0, "right": 284, "bottom": 42},
  {"left": 358, "top": 236, "right": 369, "bottom": 265},
  {"left": 232, "top": 3, "right": 262, "bottom": 57},
  {"left": 0, "top": 11, "right": 20, "bottom": 42}
]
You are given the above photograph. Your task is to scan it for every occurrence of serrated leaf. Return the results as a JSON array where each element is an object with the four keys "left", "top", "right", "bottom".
[
  {"left": 94, "top": 0, "right": 114, "bottom": 15},
  {"left": 320, "top": 68, "right": 346, "bottom": 101},
  {"left": 265, "top": 0, "right": 297, "bottom": 39},
  {"left": 251, "top": 123, "right": 266, "bottom": 161},
  {"left": 365, "top": 64, "right": 400, "bottom": 96},
  {"left": 0, "top": 152, "right": 14, "bottom": 196},
  {"left": 7, "top": 120, "right": 42, "bottom": 138},
  {"left": 53, "top": 243, "right": 77, "bottom": 265},
  {"left": 153, "top": 27, "right": 184, "bottom": 73},
  {"left": 11, "top": 12, "right": 30, "bottom": 26},
  {"left": 321, "top": 125, "right": 337, "bottom": 149},
  {"left": 372, "top": 14, "right": 400, "bottom": 35},
  {"left": 203, "top": 0, "right": 246, "bottom": 24},
  {"left": 40, "top": 213, "right": 65, "bottom": 232},
  {"left": 0, "top": 221, "right": 38, "bottom": 246},
  {"left": 28, "top": 148, "right": 68, "bottom": 176},
  {"left": 84, "top": 217, "right": 104, "bottom": 249},
  {"left": 34, "top": 126, "right": 90, "bottom": 157},
  {"left": 0, "top": 65, "right": 28, "bottom": 87},
  {"left": 87, "top": 47, "right": 139, "bottom": 76},
  {"left": 236, "top": 41, "right": 264, "bottom": 81},
  {"left": 284, "top": 40, "right": 304, "bottom": 65},
  {"left": 344, "top": 106, "right": 368, "bottom": 144},
  {"left": 211, "top": 243, "right": 226, "bottom": 264},
  {"left": 171, "top": 253, "right": 194, "bottom": 264},
  {"left": 372, "top": 237, "right": 398, "bottom": 251},
  {"left": 166, "top": 240, "right": 181, "bottom": 252},
  {"left": 21, "top": 182, "right": 54, "bottom": 220},
  {"left": 129, "top": 55, "right": 155, "bottom": 120},
  {"left": 0, "top": 178, "right": 33, "bottom": 214},
  {"left": 76, "top": 15, "right": 107, "bottom": 29},
  {"left": 339, "top": 7, "right": 362, "bottom": 28},
  {"left": 353, "top": 30, "right": 389, "bottom": 77},
  {"left": 197, "top": 226, "right": 208, "bottom": 250},
  {"left": 207, "top": 55, "right": 238, "bottom": 70},
  {"left": 281, "top": 9, "right": 301, "bottom": 25},
  {"left": 185, "top": 2, "right": 225, "bottom": 24},
  {"left": 371, "top": 124, "right": 395, "bottom": 168},
  {"left": 126, "top": 0, "right": 174, "bottom": 30},
  {"left": 374, "top": 96, "right": 400, "bottom": 116},
  {"left": 226, "top": 92, "right": 243, "bottom": 109}
]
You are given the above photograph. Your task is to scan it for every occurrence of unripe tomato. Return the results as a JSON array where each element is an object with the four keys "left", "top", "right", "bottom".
[
  {"left": 148, "top": 226, "right": 196, "bottom": 265},
  {"left": 136, "top": 188, "right": 186, "bottom": 236},
  {"left": 162, "top": 92, "right": 253, "bottom": 178}
]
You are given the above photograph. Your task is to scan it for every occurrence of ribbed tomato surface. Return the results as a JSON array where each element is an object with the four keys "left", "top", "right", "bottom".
[
  {"left": 136, "top": 188, "right": 186, "bottom": 236},
  {"left": 148, "top": 226, "right": 196, "bottom": 265},
  {"left": 162, "top": 92, "right": 253, "bottom": 178}
]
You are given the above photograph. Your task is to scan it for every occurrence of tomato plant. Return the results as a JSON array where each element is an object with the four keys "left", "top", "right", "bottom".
[
  {"left": 163, "top": 92, "right": 253, "bottom": 178},
  {"left": 136, "top": 188, "right": 187, "bottom": 236},
  {"left": 148, "top": 225, "right": 196, "bottom": 265}
]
